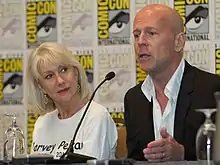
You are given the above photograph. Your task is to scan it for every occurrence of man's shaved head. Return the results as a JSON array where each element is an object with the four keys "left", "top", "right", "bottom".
[
  {"left": 133, "top": 4, "right": 186, "bottom": 75},
  {"left": 135, "top": 4, "right": 184, "bottom": 34}
]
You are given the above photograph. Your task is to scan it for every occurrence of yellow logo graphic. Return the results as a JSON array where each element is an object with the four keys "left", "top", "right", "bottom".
[{"left": 216, "top": 49, "right": 220, "bottom": 76}]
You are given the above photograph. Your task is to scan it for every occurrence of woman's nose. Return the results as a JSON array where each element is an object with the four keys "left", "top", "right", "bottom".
[{"left": 56, "top": 75, "right": 65, "bottom": 85}]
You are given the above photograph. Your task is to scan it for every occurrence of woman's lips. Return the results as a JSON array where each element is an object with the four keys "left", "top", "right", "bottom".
[{"left": 57, "top": 87, "right": 70, "bottom": 93}]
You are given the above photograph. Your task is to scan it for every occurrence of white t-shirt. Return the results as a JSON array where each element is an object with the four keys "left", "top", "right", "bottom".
[{"left": 31, "top": 101, "right": 117, "bottom": 160}]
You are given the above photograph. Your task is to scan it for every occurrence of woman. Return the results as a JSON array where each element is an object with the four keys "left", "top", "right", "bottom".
[{"left": 24, "top": 42, "right": 117, "bottom": 160}]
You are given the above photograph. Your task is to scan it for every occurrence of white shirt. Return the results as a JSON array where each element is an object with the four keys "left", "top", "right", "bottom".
[
  {"left": 31, "top": 101, "right": 118, "bottom": 160},
  {"left": 141, "top": 59, "right": 185, "bottom": 139}
]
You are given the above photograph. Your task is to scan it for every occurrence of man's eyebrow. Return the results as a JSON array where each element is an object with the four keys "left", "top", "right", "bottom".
[
  {"left": 133, "top": 27, "right": 158, "bottom": 33},
  {"left": 133, "top": 29, "right": 140, "bottom": 33}
]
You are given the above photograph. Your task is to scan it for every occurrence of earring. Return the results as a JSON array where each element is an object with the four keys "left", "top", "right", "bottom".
[
  {"left": 43, "top": 93, "right": 48, "bottom": 105},
  {"left": 40, "top": 90, "right": 48, "bottom": 105},
  {"left": 76, "top": 83, "right": 81, "bottom": 93}
]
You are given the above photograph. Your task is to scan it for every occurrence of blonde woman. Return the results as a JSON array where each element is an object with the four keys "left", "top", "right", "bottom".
[{"left": 24, "top": 42, "right": 117, "bottom": 160}]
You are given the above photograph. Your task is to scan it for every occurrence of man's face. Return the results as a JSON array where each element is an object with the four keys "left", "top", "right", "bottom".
[{"left": 133, "top": 10, "right": 176, "bottom": 74}]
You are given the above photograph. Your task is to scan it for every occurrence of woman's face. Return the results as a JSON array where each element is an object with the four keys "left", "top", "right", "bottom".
[{"left": 38, "top": 62, "right": 79, "bottom": 104}]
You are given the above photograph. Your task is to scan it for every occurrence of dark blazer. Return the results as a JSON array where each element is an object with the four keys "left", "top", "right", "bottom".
[{"left": 124, "top": 61, "right": 220, "bottom": 161}]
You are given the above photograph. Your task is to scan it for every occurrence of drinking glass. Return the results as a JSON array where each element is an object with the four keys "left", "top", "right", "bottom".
[{"left": 196, "top": 108, "right": 216, "bottom": 165}]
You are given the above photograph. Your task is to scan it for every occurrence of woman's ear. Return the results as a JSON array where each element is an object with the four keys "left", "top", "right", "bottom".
[
  {"left": 37, "top": 82, "right": 46, "bottom": 93},
  {"left": 34, "top": 79, "right": 43, "bottom": 91},
  {"left": 38, "top": 84, "right": 42, "bottom": 91},
  {"left": 73, "top": 67, "right": 80, "bottom": 80},
  {"left": 174, "top": 32, "right": 185, "bottom": 53}
]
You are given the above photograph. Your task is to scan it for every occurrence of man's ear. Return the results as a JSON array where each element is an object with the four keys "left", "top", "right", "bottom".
[{"left": 174, "top": 32, "right": 185, "bottom": 53}]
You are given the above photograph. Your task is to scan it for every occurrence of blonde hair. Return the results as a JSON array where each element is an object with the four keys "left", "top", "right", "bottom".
[{"left": 24, "top": 42, "right": 91, "bottom": 113}]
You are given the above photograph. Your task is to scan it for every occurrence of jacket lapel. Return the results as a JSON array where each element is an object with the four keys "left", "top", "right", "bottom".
[
  {"left": 174, "top": 61, "right": 194, "bottom": 143},
  {"left": 146, "top": 98, "right": 155, "bottom": 141},
  {"left": 138, "top": 90, "right": 155, "bottom": 143}
]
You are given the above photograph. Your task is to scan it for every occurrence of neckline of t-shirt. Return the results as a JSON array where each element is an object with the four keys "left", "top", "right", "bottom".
[{"left": 54, "top": 101, "right": 91, "bottom": 123}]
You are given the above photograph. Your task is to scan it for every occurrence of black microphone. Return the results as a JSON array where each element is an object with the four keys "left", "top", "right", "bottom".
[{"left": 59, "top": 71, "right": 115, "bottom": 163}]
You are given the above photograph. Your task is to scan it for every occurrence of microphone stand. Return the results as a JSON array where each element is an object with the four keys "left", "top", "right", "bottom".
[{"left": 59, "top": 72, "right": 115, "bottom": 163}]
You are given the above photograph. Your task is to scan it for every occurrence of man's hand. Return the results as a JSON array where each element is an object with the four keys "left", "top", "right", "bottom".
[{"left": 143, "top": 127, "right": 184, "bottom": 162}]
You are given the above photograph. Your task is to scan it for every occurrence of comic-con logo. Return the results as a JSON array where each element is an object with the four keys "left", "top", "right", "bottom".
[
  {"left": 0, "top": 55, "right": 23, "bottom": 104},
  {"left": 110, "top": 112, "right": 124, "bottom": 127},
  {"left": 174, "top": 0, "right": 209, "bottom": 41},
  {"left": 136, "top": 62, "right": 146, "bottom": 84},
  {"left": 74, "top": 53, "right": 94, "bottom": 91},
  {"left": 26, "top": 0, "right": 57, "bottom": 48},
  {"left": 27, "top": 113, "right": 40, "bottom": 152},
  {"left": 216, "top": 47, "right": 220, "bottom": 76},
  {"left": 97, "top": 0, "right": 130, "bottom": 45}
]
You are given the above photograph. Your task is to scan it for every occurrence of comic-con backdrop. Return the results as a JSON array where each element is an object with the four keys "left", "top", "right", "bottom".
[{"left": 0, "top": 0, "right": 219, "bottom": 157}]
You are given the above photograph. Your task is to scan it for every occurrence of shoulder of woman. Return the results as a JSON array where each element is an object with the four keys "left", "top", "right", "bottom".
[
  {"left": 34, "top": 110, "right": 58, "bottom": 125},
  {"left": 88, "top": 101, "right": 109, "bottom": 115}
]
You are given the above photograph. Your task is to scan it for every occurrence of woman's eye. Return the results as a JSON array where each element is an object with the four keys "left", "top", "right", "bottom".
[
  {"left": 45, "top": 74, "right": 53, "bottom": 79},
  {"left": 60, "top": 67, "right": 68, "bottom": 73}
]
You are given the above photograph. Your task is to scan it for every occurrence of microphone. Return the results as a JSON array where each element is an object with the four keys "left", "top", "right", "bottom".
[{"left": 59, "top": 71, "right": 115, "bottom": 162}]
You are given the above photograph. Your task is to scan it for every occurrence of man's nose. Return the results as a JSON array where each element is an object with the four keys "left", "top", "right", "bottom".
[{"left": 137, "top": 32, "right": 148, "bottom": 45}]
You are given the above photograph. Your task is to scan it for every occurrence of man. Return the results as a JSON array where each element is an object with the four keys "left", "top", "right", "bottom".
[{"left": 124, "top": 4, "right": 220, "bottom": 162}]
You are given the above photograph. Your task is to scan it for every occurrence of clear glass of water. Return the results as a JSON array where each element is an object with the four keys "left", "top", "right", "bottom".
[{"left": 196, "top": 108, "right": 216, "bottom": 165}]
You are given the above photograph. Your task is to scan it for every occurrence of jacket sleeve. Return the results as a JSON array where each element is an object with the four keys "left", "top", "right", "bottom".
[{"left": 124, "top": 92, "right": 145, "bottom": 160}]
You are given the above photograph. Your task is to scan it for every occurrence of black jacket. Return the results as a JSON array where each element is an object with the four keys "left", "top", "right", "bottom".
[{"left": 124, "top": 61, "right": 220, "bottom": 160}]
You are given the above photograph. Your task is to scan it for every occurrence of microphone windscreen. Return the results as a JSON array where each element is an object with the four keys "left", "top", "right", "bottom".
[{"left": 105, "top": 71, "right": 115, "bottom": 81}]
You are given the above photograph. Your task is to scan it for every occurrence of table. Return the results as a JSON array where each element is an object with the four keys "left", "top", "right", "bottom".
[
  {"left": 135, "top": 161, "right": 214, "bottom": 165},
  {"left": 0, "top": 160, "right": 216, "bottom": 165}
]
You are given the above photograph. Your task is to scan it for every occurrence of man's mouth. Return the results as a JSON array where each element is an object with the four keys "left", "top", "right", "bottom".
[{"left": 138, "top": 54, "right": 151, "bottom": 59}]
